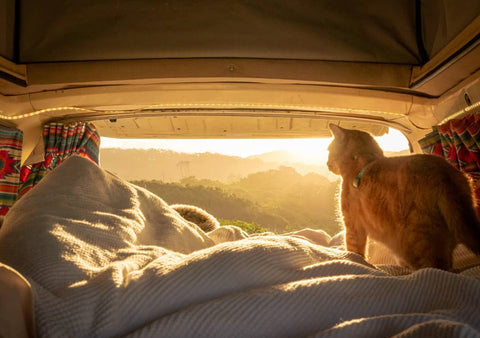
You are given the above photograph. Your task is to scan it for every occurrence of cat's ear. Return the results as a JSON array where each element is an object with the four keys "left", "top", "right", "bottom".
[{"left": 329, "top": 124, "right": 346, "bottom": 140}]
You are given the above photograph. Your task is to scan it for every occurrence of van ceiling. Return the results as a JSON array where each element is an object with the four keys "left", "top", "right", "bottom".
[
  {"left": 1, "top": 0, "right": 479, "bottom": 65},
  {"left": 0, "top": 0, "right": 479, "bottom": 99},
  {"left": 73, "top": 113, "right": 390, "bottom": 139},
  {"left": 0, "top": 0, "right": 479, "bottom": 156}
]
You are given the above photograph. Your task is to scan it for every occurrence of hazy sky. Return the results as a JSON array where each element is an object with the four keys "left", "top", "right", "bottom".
[{"left": 101, "top": 128, "right": 409, "bottom": 162}]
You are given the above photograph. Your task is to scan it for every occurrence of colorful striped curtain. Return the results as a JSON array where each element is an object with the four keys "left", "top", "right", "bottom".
[
  {"left": 0, "top": 126, "right": 23, "bottom": 216},
  {"left": 18, "top": 122, "right": 100, "bottom": 199},
  {"left": 419, "top": 112, "right": 480, "bottom": 213}
]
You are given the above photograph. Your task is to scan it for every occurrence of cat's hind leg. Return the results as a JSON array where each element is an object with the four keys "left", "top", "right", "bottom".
[{"left": 398, "top": 223, "right": 455, "bottom": 270}]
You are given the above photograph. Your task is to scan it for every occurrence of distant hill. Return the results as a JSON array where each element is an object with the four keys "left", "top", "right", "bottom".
[
  {"left": 100, "top": 148, "right": 410, "bottom": 182},
  {"left": 100, "top": 148, "right": 338, "bottom": 182},
  {"left": 247, "top": 150, "right": 337, "bottom": 180}
]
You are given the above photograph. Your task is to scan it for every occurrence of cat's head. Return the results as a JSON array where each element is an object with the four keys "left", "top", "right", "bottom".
[{"left": 327, "top": 124, "right": 384, "bottom": 175}]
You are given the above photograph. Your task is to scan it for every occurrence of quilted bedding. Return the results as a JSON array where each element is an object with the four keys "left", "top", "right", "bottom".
[{"left": 0, "top": 156, "right": 479, "bottom": 337}]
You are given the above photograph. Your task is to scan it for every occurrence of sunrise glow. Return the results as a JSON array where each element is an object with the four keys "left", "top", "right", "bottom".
[{"left": 101, "top": 128, "right": 409, "bottom": 163}]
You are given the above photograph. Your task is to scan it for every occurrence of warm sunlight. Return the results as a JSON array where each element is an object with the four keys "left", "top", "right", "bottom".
[
  {"left": 101, "top": 128, "right": 409, "bottom": 163},
  {"left": 100, "top": 128, "right": 411, "bottom": 233}
]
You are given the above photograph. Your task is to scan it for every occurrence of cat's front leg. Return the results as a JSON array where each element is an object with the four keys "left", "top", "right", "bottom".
[{"left": 344, "top": 222, "right": 367, "bottom": 257}]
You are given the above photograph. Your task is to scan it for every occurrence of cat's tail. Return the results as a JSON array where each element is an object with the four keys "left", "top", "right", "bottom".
[{"left": 439, "top": 178, "right": 480, "bottom": 255}]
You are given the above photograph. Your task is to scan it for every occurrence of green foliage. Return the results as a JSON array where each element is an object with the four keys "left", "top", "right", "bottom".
[
  {"left": 219, "top": 219, "right": 269, "bottom": 234},
  {"left": 133, "top": 179, "right": 289, "bottom": 232},
  {"left": 131, "top": 166, "right": 343, "bottom": 235}
]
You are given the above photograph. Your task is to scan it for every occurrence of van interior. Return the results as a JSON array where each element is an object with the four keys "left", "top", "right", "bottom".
[{"left": 1, "top": 1, "right": 480, "bottom": 337}]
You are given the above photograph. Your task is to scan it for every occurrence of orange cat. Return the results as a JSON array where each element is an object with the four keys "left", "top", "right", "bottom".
[{"left": 327, "top": 124, "right": 480, "bottom": 270}]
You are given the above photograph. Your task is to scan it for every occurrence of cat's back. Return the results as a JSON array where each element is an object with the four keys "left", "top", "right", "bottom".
[
  {"left": 378, "top": 153, "right": 464, "bottom": 181},
  {"left": 361, "top": 153, "right": 471, "bottom": 201}
]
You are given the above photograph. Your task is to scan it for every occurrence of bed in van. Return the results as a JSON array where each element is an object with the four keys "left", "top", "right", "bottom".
[{"left": 1, "top": 1, "right": 480, "bottom": 336}]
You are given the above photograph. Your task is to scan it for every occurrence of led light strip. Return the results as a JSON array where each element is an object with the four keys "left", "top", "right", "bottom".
[
  {"left": 439, "top": 100, "right": 480, "bottom": 125},
  {"left": 0, "top": 107, "right": 96, "bottom": 120},
  {"left": 0, "top": 103, "right": 405, "bottom": 120}
]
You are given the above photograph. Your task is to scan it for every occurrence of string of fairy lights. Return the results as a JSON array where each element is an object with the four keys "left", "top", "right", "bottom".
[
  {"left": 0, "top": 103, "right": 406, "bottom": 120},
  {"left": 0, "top": 100, "right": 477, "bottom": 124}
]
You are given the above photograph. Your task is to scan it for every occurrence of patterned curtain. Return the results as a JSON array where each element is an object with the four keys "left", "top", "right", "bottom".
[
  {"left": 18, "top": 122, "right": 100, "bottom": 199},
  {"left": 0, "top": 126, "right": 23, "bottom": 216},
  {"left": 419, "top": 112, "right": 480, "bottom": 212}
]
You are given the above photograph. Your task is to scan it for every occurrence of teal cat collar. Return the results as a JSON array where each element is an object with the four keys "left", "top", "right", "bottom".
[{"left": 353, "top": 162, "right": 374, "bottom": 189}]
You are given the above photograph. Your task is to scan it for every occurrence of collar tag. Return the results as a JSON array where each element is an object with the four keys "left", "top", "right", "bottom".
[
  {"left": 353, "top": 162, "right": 373, "bottom": 189},
  {"left": 353, "top": 176, "right": 361, "bottom": 189}
]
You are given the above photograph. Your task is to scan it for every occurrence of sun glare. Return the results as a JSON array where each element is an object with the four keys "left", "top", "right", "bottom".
[
  {"left": 375, "top": 128, "right": 410, "bottom": 152},
  {"left": 101, "top": 128, "right": 409, "bottom": 163}
]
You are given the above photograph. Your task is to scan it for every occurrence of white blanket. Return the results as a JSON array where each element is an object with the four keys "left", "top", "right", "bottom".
[{"left": 0, "top": 156, "right": 479, "bottom": 337}]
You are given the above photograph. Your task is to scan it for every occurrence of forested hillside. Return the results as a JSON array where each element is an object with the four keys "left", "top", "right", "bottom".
[
  {"left": 132, "top": 166, "right": 342, "bottom": 235},
  {"left": 101, "top": 148, "right": 337, "bottom": 182}
]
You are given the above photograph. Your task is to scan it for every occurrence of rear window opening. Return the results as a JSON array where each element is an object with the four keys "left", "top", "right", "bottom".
[{"left": 99, "top": 128, "right": 409, "bottom": 236}]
